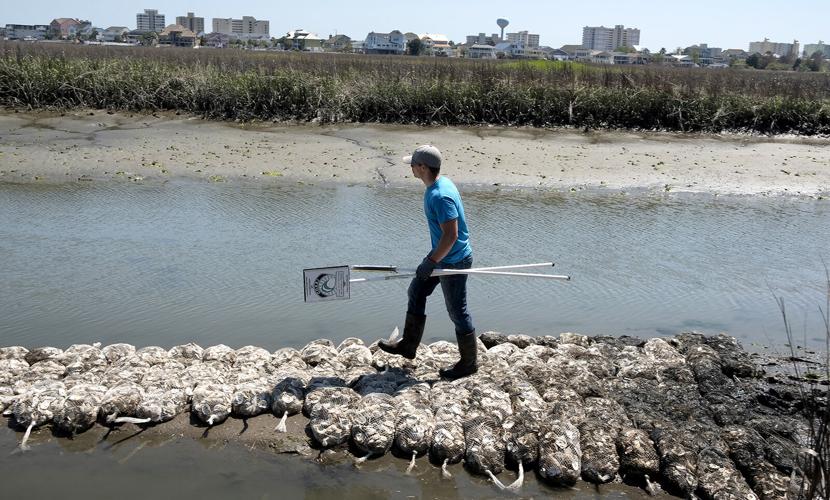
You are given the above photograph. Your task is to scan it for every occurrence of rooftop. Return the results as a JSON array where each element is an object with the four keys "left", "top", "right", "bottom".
[{"left": 160, "top": 24, "right": 196, "bottom": 37}]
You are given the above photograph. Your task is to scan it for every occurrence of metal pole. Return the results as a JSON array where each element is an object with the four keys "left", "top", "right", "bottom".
[
  {"left": 395, "top": 262, "right": 555, "bottom": 274},
  {"left": 352, "top": 262, "right": 554, "bottom": 273},
  {"left": 434, "top": 269, "right": 570, "bottom": 280},
  {"left": 349, "top": 268, "right": 570, "bottom": 283}
]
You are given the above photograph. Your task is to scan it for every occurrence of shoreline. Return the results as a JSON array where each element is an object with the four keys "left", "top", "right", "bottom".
[
  {"left": 1, "top": 109, "right": 828, "bottom": 198},
  {"left": 0, "top": 332, "right": 821, "bottom": 499},
  {"left": 0, "top": 413, "right": 657, "bottom": 499}
]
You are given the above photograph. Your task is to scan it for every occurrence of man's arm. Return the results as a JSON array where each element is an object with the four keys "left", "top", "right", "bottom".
[{"left": 429, "top": 218, "right": 459, "bottom": 264}]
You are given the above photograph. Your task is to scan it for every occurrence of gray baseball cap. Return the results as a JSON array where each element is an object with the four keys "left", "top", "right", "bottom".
[{"left": 403, "top": 145, "right": 442, "bottom": 169}]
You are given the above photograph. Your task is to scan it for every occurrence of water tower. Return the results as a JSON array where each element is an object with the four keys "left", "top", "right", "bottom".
[{"left": 497, "top": 18, "right": 509, "bottom": 42}]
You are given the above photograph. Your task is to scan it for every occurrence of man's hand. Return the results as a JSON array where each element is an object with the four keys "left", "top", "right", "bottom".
[{"left": 416, "top": 256, "right": 437, "bottom": 281}]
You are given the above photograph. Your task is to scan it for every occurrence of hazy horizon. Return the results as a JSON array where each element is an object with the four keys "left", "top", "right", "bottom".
[{"left": 2, "top": 0, "right": 827, "bottom": 52}]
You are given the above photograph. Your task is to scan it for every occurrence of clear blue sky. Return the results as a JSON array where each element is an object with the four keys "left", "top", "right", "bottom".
[{"left": 3, "top": 0, "right": 827, "bottom": 51}]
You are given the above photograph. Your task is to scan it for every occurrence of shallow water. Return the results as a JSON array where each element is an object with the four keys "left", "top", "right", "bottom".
[
  {"left": 0, "top": 422, "right": 653, "bottom": 499},
  {"left": 1, "top": 181, "right": 828, "bottom": 350}
]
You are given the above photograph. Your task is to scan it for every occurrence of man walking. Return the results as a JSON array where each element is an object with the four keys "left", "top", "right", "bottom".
[{"left": 378, "top": 145, "right": 477, "bottom": 379}]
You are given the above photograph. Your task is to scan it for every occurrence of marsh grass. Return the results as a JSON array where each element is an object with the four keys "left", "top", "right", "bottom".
[
  {"left": 776, "top": 264, "right": 830, "bottom": 499},
  {"left": 1, "top": 42, "right": 829, "bottom": 134}
]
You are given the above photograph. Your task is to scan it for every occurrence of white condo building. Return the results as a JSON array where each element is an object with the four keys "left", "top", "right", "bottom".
[
  {"left": 803, "top": 41, "right": 829, "bottom": 58},
  {"left": 136, "top": 9, "right": 165, "bottom": 32},
  {"left": 507, "top": 31, "right": 540, "bottom": 48},
  {"left": 212, "top": 16, "right": 269, "bottom": 37},
  {"left": 749, "top": 38, "right": 799, "bottom": 57},
  {"left": 582, "top": 25, "right": 640, "bottom": 51}
]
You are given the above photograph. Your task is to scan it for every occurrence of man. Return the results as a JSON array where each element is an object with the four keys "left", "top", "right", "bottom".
[{"left": 378, "top": 145, "right": 477, "bottom": 379}]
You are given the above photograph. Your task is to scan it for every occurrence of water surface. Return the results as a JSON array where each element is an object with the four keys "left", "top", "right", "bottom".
[{"left": 1, "top": 181, "right": 827, "bottom": 350}]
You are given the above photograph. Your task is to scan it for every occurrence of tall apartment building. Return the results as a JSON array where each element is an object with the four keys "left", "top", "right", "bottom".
[
  {"left": 176, "top": 12, "right": 204, "bottom": 34},
  {"left": 507, "top": 31, "right": 540, "bottom": 48},
  {"left": 749, "top": 38, "right": 799, "bottom": 57},
  {"left": 803, "top": 41, "right": 829, "bottom": 58},
  {"left": 136, "top": 9, "right": 165, "bottom": 32},
  {"left": 582, "top": 25, "right": 640, "bottom": 51},
  {"left": 212, "top": 16, "right": 269, "bottom": 37}
]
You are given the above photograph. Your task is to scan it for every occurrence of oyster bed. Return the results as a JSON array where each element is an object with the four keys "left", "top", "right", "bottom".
[{"left": 0, "top": 332, "right": 817, "bottom": 498}]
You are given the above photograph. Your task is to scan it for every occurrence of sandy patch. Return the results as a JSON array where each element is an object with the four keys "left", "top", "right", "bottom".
[{"left": 0, "top": 110, "right": 828, "bottom": 197}]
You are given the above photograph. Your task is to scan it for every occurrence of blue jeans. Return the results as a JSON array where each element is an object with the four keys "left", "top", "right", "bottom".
[{"left": 407, "top": 254, "right": 475, "bottom": 335}]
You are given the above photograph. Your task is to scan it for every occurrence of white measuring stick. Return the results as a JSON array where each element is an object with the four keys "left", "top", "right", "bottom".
[
  {"left": 434, "top": 269, "right": 571, "bottom": 280},
  {"left": 354, "top": 262, "right": 554, "bottom": 273},
  {"left": 304, "top": 262, "right": 569, "bottom": 302},
  {"left": 349, "top": 274, "right": 417, "bottom": 283},
  {"left": 460, "top": 262, "right": 554, "bottom": 271},
  {"left": 349, "top": 269, "right": 570, "bottom": 283},
  {"left": 395, "top": 262, "right": 554, "bottom": 273}
]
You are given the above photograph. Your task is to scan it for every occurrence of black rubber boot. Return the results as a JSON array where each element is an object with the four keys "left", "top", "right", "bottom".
[
  {"left": 378, "top": 312, "right": 426, "bottom": 359},
  {"left": 440, "top": 330, "right": 478, "bottom": 380}
]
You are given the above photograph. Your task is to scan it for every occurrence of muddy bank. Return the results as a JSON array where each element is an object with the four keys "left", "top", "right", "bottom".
[
  {"left": 1, "top": 332, "right": 823, "bottom": 498},
  {"left": 1, "top": 110, "right": 828, "bottom": 197}
]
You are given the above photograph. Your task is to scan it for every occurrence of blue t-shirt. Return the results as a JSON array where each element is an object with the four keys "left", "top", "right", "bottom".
[{"left": 423, "top": 176, "right": 472, "bottom": 264}]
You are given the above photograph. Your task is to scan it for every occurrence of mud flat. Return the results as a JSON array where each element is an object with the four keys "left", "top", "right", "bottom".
[
  {"left": 1, "top": 332, "right": 823, "bottom": 498},
  {"left": 1, "top": 110, "right": 828, "bottom": 197}
]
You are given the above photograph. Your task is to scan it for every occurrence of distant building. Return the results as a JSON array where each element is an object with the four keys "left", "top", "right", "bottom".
[
  {"left": 493, "top": 42, "right": 513, "bottom": 58},
  {"left": 591, "top": 51, "right": 614, "bottom": 64},
  {"left": 137, "top": 9, "right": 165, "bottom": 32},
  {"left": 582, "top": 25, "right": 640, "bottom": 51},
  {"left": 212, "top": 16, "right": 269, "bottom": 38},
  {"left": 203, "top": 32, "right": 231, "bottom": 48},
  {"left": 493, "top": 41, "right": 545, "bottom": 59},
  {"left": 176, "top": 13, "right": 204, "bottom": 34},
  {"left": 4, "top": 24, "right": 49, "bottom": 40},
  {"left": 49, "top": 18, "right": 82, "bottom": 38},
  {"left": 466, "top": 33, "right": 500, "bottom": 46},
  {"left": 284, "top": 29, "right": 324, "bottom": 51},
  {"left": 467, "top": 44, "right": 497, "bottom": 59},
  {"left": 803, "top": 41, "right": 829, "bottom": 58},
  {"left": 507, "top": 31, "right": 540, "bottom": 48},
  {"left": 364, "top": 30, "right": 406, "bottom": 55},
  {"left": 419, "top": 33, "right": 453, "bottom": 56},
  {"left": 669, "top": 54, "right": 696, "bottom": 67},
  {"left": 559, "top": 44, "right": 594, "bottom": 60},
  {"left": 611, "top": 51, "right": 649, "bottom": 65},
  {"left": 545, "top": 48, "right": 570, "bottom": 61},
  {"left": 748, "top": 38, "right": 799, "bottom": 57},
  {"left": 322, "top": 34, "right": 352, "bottom": 52},
  {"left": 101, "top": 26, "right": 129, "bottom": 42},
  {"left": 683, "top": 44, "right": 723, "bottom": 65},
  {"left": 158, "top": 24, "right": 198, "bottom": 47},
  {"left": 77, "top": 22, "right": 95, "bottom": 37},
  {"left": 589, "top": 50, "right": 649, "bottom": 65},
  {"left": 722, "top": 48, "right": 749, "bottom": 61},
  {"left": 125, "top": 30, "right": 148, "bottom": 44}
]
